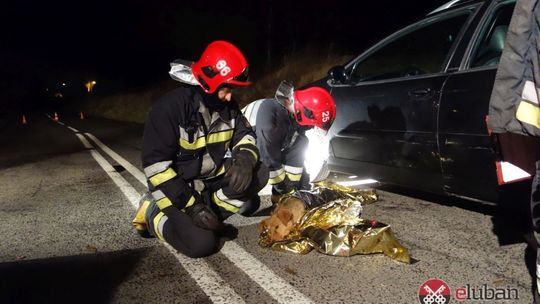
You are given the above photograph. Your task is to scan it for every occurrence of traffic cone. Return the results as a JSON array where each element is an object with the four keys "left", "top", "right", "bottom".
[
  {"left": 21, "top": 115, "right": 27, "bottom": 125},
  {"left": 53, "top": 112, "right": 59, "bottom": 122},
  {"left": 80, "top": 111, "right": 84, "bottom": 120}
]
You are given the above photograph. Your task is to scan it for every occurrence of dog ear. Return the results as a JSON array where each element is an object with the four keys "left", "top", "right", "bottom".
[
  {"left": 258, "top": 219, "right": 269, "bottom": 233},
  {"left": 277, "top": 209, "right": 293, "bottom": 224}
]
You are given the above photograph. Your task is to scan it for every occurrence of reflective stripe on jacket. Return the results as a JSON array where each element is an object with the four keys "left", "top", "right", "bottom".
[
  {"left": 242, "top": 98, "right": 307, "bottom": 186},
  {"left": 142, "top": 86, "right": 259, "bottom": 212}
]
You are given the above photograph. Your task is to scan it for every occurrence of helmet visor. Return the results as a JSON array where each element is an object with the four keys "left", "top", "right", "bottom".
[{"left": 275, "top": 80, "right": 295, "bottom": 109}]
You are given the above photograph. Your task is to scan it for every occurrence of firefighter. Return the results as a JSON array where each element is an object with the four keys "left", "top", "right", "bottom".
[
  {"left": 242, "top": 81, "right": 336, "bottom": 204},
  {"left": 487, "top": 0, "right": 540, "bottom": 301},
  {"left": 132, "top": 40, "right": 268, "bottom": 258}
]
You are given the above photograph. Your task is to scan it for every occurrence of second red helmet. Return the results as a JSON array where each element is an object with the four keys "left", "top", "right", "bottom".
[
  {"left": 191, "top": 40, "right": 251, "bottom": 94},
  {"left": 293, "top": 87, "right": 336, "bottom": 131}
]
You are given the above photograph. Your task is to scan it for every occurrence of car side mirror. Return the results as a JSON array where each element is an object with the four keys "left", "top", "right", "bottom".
[{"left": 328, "top": 66, "right": 348, "bottom": 84}]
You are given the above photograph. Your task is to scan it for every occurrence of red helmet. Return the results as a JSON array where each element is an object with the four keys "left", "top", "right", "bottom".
[
  {"left": 293, "top": 87, "right": 336, "bottom": 131},
  {"left": 191, "top": 41, "right": 251, "bottom": 93}
]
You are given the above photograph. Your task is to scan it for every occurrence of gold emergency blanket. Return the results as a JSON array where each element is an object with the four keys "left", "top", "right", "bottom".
[{"left": 259, "top": 182, "right": 410, "bottom": 264}]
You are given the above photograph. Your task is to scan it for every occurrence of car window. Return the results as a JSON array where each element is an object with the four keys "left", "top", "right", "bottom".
[
  {"left": 350, "top": 11, "right": 471, "bottom": 83},
  {"left": 468, "top": 1, "right": 515, "bottom": 68}
]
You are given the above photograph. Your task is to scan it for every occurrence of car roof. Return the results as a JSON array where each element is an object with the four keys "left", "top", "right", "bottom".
[{"left": 428, "top": 0, "right": 485, "bottom": 15}]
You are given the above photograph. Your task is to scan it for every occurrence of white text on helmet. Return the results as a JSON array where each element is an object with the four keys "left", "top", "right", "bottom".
[
  {"left": 216, "top": 60, "right": 231, "bottom": 76},
  {"left": 322, "top": 111, "right": 330, "bottom": 122}
]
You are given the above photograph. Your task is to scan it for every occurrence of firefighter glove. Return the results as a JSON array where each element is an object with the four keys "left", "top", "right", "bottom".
[
  {"left": 185, "top": 194, "right": 222, "bottom": 230},
  {"left": 226, "top": 150, "right": 256, "bottom": 193}
]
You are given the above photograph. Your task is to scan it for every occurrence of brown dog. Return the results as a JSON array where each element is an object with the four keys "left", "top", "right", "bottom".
[{"left": 259, "top": 196, "right": 306, "bottom": 241}]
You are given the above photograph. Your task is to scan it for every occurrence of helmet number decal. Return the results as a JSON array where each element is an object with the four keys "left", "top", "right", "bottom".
[
  {"left": 216, "top": 60, "right": 231, "bottom": 76},
  {"left": 322, "top": 111, "right": 330, "bottom": 122}
]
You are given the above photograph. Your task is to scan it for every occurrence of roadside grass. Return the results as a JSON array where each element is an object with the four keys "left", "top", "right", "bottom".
[{"left": 80, "top": 48, "right": 353, "bottom": 123}]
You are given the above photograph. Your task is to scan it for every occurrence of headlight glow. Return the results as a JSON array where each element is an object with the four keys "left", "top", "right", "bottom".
[{"left": 304, "top": 128, "right": 330, "bottom": 182}]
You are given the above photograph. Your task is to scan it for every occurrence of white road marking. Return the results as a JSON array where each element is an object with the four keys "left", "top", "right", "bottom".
[
  {"left": 67, "top": 126, "right": 79, "bottom": 132},
  {"left": 70, "top": 129, "right": 245, "bottom": 304},
  {"left": 75, "top": 133, "right": 93, "bottom": 149},
  {"left": 69, "top": 125, "right": 314, "bottom": 303},
  {"left": 259, "top": 184, "right": 272, "bottom": 196},
  {"left": 88, "top": 149, "right": 141, "bottom": 205},
  {"left": 163, "top": 243, "right": 246, "bottom": 304},
  {"left": 85, "top": 132, "right": 147, "bottom": 185},
  {"left": 222, "top": 242, "right": 314, "bottom": 304}
]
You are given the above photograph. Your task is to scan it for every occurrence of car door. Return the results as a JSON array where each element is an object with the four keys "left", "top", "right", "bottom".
[
  {"left": 327, "top": 6, "right": 477, "bottom": 193},
  {"left": 438, "top": 0, "right": 515, "bottom": 202}
]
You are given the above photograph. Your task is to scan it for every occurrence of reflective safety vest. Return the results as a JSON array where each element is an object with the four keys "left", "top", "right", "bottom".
[
  {"left": 142, "top": 86, "right": 259, "bottom": 212},
  {"left": 242, "top": 98, "right": 307, "bottom": 186}
]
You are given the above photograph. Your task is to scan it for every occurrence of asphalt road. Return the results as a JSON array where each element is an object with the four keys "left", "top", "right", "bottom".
[{"left": 0, "top": 112, "right": 535, "bottom": 304}]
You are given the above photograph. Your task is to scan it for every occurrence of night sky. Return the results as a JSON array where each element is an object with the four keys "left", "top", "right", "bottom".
[{"left": 1, "top": 0, "right": 449, "bottom": 111}]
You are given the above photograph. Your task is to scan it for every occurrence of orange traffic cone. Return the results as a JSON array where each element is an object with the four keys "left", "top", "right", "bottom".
[
  {"left": 80, "top": 111, "right": 84, "bottom": 120},
  {"left": 53, "top": 112, "right": 59, "bottom": 122},
  {"left": 22, "top": 115, "right": 27, "bottom": 124}
]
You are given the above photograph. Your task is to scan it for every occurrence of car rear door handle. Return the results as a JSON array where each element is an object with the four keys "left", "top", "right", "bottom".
[
  {"left": 409, "top": 88, "right": 433, "bottom": 97},
  {"left": 409, "top": 88, "right": 438, "bottom": 102}
]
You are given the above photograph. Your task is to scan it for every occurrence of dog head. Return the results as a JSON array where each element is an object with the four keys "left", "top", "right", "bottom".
[{"left": 258, "top": 197, "right": 306, "bottom": 241}]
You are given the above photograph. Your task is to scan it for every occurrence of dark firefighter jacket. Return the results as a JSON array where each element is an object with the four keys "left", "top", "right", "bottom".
[
  {"left": 142, "top": 86, "right": 259, "bottom": 213},
  {"left": 488, "top": 0, "right": 540, "bottom": 136},
  {"left": 242, "top": 98, "right": 308, "bottom": 187}
]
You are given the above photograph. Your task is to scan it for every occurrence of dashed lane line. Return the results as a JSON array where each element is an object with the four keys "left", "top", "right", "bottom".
[{"left": 85, "top": 132, "right": 147, "bottom": 186}]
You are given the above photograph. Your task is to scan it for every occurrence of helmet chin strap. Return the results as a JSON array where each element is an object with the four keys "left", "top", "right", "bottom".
[{"left": 199, "top": 87, "right": 225, "bottom": 111}]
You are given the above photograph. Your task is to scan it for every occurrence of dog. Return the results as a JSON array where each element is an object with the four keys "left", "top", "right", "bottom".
[{"left": 259, "top": 196, "right": 306, "bottom": 241}]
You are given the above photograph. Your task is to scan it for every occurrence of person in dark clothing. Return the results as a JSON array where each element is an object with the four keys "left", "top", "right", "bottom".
[
  {"left": 487, "top": 0, "right": 540, "bottom": 301},
  {"left": 242, "top": 81, "right": 336, "bottom": 204},
  {"left": 132, "top": 41, "right": 268, "bottom": 258}
]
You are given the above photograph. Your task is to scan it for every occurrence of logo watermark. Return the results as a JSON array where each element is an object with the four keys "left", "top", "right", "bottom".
[
  {"left": 454, "top": 284, "right": 518, "bottom": 301},
  {"left": 418, "top": 278, "right": 451, "bottom": 304},
  {"left": 418, "top": 279, "right": 519, "bottom": 303}
]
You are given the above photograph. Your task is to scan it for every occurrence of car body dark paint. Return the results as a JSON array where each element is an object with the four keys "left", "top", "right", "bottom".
[{"left": 317, "top": 0, "right": 516, "bottom": 202}]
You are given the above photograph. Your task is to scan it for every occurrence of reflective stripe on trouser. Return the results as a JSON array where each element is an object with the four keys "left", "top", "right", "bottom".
[
  {"left": 145, "top": 198, "right": 168, "bottom": 240},
  {"left": 268, "top": 167, "right": 285, "bottom": 185},
  {"left": 212, "top": 189, "right": 246, "bottom": 213},
  {"left": 205, "top": 161, "right": 269, "bottom": 220},
  {"left": 144, "top": 193, "right": 217, "bottom": 258},
  {"left": 284, "top": 165, "right": 303, "bottom": 182},
  {"left": 144, "top": 192, "right": 195, "bottom": 240}
]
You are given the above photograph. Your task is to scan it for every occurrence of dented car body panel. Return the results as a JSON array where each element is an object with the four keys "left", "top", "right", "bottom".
[{"left": 317, "top": 0, "right": 517, "bottom": 202}]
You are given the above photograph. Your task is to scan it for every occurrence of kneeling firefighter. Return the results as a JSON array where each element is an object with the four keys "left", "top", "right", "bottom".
[
  {"left": 132, "top": 41, "right": 268, "bottom": 258},
  {"left": 242, "top": 81, "right": 336, "bottom": 204}
]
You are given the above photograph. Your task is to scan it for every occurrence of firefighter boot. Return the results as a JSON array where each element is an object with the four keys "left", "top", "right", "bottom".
[{"left": 132, "top": 198, "right": 151, "bottom": 238}]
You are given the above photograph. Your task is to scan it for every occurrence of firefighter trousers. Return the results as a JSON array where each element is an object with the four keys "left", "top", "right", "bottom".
[{"left": 144, "top": 162, "right": 269, "bottom": 258}]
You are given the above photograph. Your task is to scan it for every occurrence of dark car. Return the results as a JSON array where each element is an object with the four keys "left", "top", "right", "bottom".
[{"left": 316, "top": 0, "right": 519, "bottom": 202}]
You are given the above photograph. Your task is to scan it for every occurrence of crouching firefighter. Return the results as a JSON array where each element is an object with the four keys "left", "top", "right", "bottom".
[
  {"left": 242, "top": 81, "right": 336, "bottom": 204},
  {"left": 132, "top": 40, "right": 269, "bottom": 258}
]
